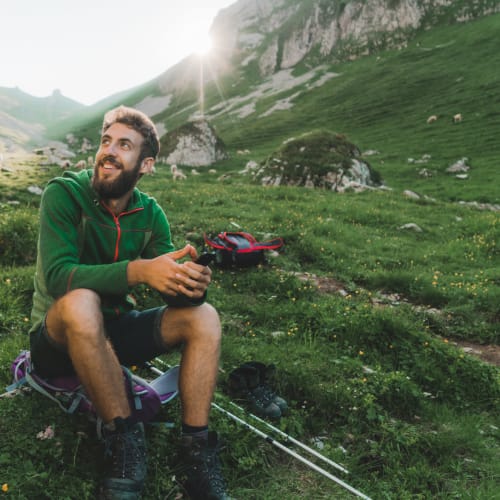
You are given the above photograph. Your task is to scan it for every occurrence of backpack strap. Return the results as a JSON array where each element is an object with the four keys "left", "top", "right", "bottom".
[
  {"left": 7, "top": 351, "right": 180, "bottom": 430},
  {"left": 25, "top": 369, "right": 88, "bottom": 414},
  {"left": 204, "top": 232, "right": 284, "bottom": 252},
  {"left": 7, "top": 351, "right": 88, "bottom": 414}
]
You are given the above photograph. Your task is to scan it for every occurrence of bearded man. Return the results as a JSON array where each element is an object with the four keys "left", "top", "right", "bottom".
[{"left": 29, "top": 105, "right": 229, "bottom": 500}]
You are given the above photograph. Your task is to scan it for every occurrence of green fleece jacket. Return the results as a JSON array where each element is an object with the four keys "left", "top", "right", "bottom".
[{"left": 30, "top": 169, "right": 190, "bottom": 333}]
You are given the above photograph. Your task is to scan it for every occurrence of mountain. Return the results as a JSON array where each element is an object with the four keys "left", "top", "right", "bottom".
[
  {"left": 0, "top": 87, "right": 84, "bottom": 148},
  {"left": 208, "top": 0, "right": 500, "bottom": 74},
  {"left": 4, "top": 0, "right": 500, "bottom": 203}
]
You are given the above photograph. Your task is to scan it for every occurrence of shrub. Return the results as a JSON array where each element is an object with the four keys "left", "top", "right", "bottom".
[{"left": 0, "top": 208, "right": 39, "bottom": 266}]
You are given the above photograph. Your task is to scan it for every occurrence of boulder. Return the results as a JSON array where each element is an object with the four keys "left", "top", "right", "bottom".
[
  {"left": 161, "top": 119, "right": 228, "bottom": 167},
  {"left": 250, "top": 130, "right": 382, "bottom": 191}
]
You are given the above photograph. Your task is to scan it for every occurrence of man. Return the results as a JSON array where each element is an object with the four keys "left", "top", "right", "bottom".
[{"left": 29, "top": 105, "right": 229, "bottom": 499}]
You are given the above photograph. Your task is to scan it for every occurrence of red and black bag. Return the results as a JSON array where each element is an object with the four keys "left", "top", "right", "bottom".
[{"left": 204, "top": 231, "right": 284, "bottom": 267}]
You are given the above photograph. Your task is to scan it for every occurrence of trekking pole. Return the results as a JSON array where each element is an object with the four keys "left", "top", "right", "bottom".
[
  {"left": 149, "top": 359, "right": 371, "bottom": 500},
  {"left": 211, "top": 402, "right": 372, "bottom": 500},
  {"left": 153, "top": 358, "right": 348, "bottom": 474},
  {"left": 147, "top": 362, "right": 165, "bottom": 377},
  {"left": 227, "top": 400, "right": 349, "bottom": 474}
]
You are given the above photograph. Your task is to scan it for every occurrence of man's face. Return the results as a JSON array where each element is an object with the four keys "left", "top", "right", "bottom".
[{"left": 92, "top": 122, "right": 145, "bottom": 199}]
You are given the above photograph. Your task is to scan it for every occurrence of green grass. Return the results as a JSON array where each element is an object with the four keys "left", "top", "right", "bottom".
[
  {"left": 1, "top": 13, "right": 500, "bottom": 500},
  {"left": 1, "top": 166, "right": 498, "bottom": 499}
]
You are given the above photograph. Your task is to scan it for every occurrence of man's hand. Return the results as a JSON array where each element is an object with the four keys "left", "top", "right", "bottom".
[{"left": 127, "top": 244, "right": 211, "bottom": 299}]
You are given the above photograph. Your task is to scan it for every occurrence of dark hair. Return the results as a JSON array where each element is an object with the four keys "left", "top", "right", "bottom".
[{"left": 102, "top": 105, "right": 160, "bottom": 160}]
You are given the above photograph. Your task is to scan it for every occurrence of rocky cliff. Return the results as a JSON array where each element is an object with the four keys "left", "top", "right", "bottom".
[{"left": 209, "top": 0, "right": 500, "bottom": 77}]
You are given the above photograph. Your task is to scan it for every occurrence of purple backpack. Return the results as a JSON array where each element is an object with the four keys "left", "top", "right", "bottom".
[{"left": 7, "top": 350, "right": 178, "bottom": 431}]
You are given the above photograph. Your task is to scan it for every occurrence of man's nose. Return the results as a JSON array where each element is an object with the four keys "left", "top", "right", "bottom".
[
  {"left": 108, "top": 142, "right": 118, "bottom": 155},
  {"left": 101, "top": 141, "right": 118, "bottom": 156}
]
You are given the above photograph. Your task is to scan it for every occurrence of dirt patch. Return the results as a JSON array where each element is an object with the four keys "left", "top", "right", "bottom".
[
  {"left": 453, "top": 340, "right": 500, "bottom": 367},
  {"left": 294, "top": 272, "right": 349, "bottom": 295},
  {"left": 294, "top": 272, "right": 500, "bottom": 367}
]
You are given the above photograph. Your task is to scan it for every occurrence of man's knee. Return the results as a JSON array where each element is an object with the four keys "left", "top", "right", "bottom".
[
  {"left": 46, "top": 289, "right": 103, "bottom": 342},
  {"left": 54, "top": 289, "right": 101, "bottom": 320},
  {"left": 197, "top": 303, "right": 221, "bottom": 339},
  {"left": 161, "top": 302, "right": 221, "bottom": 345}
]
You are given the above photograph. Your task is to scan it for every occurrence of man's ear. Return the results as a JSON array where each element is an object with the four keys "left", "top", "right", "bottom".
[{"left": 140, "top": 157, "right": 155, "bottom": 175}]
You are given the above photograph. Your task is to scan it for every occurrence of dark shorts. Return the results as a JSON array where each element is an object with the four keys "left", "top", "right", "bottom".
[{"left": 30, "top": 307, "right": 170, "bottom": 378}]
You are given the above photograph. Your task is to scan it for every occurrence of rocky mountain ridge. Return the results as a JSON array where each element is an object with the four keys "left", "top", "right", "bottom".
[
  {"left": 2, "top": 0, "right": 499, "bottom": 156},
  {"left": 209, "top": 0, "right": 500, "bottom": 77}
]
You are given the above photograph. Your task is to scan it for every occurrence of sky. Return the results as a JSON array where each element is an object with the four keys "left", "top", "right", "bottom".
[{"left": 1, "top": 0, "right": 236, "bottom": 106}]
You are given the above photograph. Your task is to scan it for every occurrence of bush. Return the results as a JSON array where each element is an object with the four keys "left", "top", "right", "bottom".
[{"left": 0, "top": 207, "right": 39, "bottom": 266}]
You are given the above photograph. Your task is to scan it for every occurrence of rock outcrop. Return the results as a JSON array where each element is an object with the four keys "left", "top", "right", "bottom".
[
  {"left": 160, "top": 119, "right": 228, "bottom": 167},
  {"left": 249, "top": 130, "right": 382, "bottom": 191},
  {"left": 210, "top": 0, "right": 500, "bottom": 77}
]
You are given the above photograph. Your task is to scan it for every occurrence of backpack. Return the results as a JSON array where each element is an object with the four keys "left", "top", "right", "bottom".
[
  {"left": 6, "top": 350, "right": 178, "bottom": 433},
  {"left": 204, "top": 231, "right": 284, "bottom": 267}
]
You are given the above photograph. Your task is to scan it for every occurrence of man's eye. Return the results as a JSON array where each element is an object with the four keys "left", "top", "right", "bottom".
[{"left": 121, "top": 142, "right": 131, "bottom": 150}]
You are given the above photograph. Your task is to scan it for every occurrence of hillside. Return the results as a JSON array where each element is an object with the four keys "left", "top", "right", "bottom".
[
  {"left": 0, "top": 2, "right": 499, "bottom": 498},
  {"left": 0, "top": 87, "right": 84, "bottom": 149},
  {"left": 40, "top": 1, "right": 500, "bottom": 204}
]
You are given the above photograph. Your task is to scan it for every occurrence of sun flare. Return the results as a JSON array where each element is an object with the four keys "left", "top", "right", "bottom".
[{"left": 190, "top": 32, "right": 213, "bottom": 56}]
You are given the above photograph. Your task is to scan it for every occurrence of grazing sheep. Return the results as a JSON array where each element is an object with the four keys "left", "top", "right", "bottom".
[
  {"left": 453, "top": 113, "right": 462, "bottom": 123},
  {"left": 87, "top": 156, "right": 94, "bottom": 167},
  {"left": 58, "top": 159, "right": 72, "bottom": 169},
  {"left": 426, "top": 115, "right": 438, "bottom": 124},
  {"left": 74, "top": 160, "right": 87, "bottom": 170},
  {"left": 170, "top": 164, "right": 186, "bottom": 181}
]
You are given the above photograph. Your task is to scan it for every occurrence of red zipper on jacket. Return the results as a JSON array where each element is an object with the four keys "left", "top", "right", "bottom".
[{"left": 101, "top": 202, "right": 143, "bottom": 261}]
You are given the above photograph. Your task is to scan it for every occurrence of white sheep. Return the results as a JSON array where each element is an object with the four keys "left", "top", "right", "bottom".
[
  {"left": 427, "top": 115, "right": 438, "bottom": 124},
  {"left": 170, "top": 164, "right": 186, "bottom": 181},
  {"left": 74, "top": 160, "right": 87, "bottom": 170},
  {"left": 453, "top": 113, "right": 462, "bottom": 123},
  {"left": 58, "top": 159, "right": 72, "bottom": 169}
]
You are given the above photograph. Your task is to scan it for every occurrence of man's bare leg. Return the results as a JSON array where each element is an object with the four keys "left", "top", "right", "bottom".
[
  {"left": 45, "top": 288, "right": 130, "bottom": 423},
  {"left": 159, "top": 303, "right": 221, "bottom": 426},
  {"left": 162, "top": 303, "right": 229, "bottom": 499}
]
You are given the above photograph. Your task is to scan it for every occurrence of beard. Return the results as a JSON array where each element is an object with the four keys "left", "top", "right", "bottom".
[{"left": 92, "top": 156, "right": 142, "bottom": 199}]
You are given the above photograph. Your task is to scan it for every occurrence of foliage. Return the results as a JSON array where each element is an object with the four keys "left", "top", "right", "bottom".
[{"left": 0, "top": 207, "right": 39, "bottom": 266}]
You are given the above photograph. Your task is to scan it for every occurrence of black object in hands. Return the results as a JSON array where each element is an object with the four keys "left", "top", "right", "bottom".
[{"left": 195, "top": 253, "right": 216, "bottom": 266}]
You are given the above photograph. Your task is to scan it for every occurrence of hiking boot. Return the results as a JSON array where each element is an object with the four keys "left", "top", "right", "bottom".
[
  {"left": 229, "top": 362, "right": 288, "bottom": 418},
  {"left": 255, "top": 384, "right": 289, "bottom": 416},
  {"left": 179, "top": 431, "right": 230, "bottom": 500},
  {"left": 100, "top": 418, "right": 147, "bottom": 499},
  {"left": 244, "top": 385, "right": 282, "bottom": 419}
]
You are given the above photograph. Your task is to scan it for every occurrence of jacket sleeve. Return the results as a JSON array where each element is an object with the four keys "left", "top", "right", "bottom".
[
  {"left": 143, "top": 203, "right": 207, "bottom": 307},
  {"left": 39, "top": 183, "right": 129, "bottom": 298}
]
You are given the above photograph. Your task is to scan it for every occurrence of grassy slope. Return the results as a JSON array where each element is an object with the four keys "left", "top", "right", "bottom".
[
  {"left": 208, "top": 14, "right": 500, "bottom": 204},
  {"left": 0, "top": 13, "right": 499, "bottom": 500}
]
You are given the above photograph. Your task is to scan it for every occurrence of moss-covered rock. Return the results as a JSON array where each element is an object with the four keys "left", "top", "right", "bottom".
[{"left": 251, "top": 129, "right": 382, "bottom": 191}]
